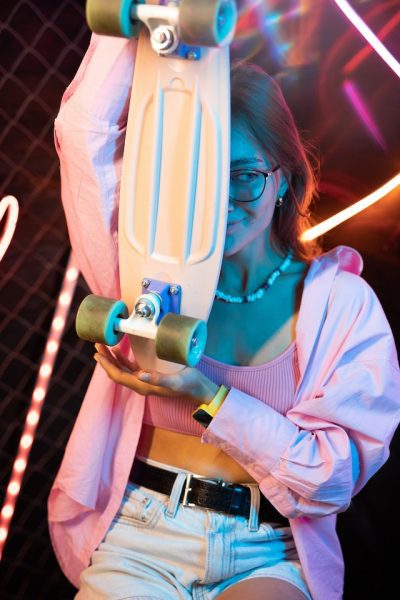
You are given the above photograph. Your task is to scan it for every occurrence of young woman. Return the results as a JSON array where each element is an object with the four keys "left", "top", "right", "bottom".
[{"left": 48, "top": 34, "right": 400, "bottom": 600}]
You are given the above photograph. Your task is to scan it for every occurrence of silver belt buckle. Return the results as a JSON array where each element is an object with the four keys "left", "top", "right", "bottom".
[
  {"left": 181, "top": 473, "right": 234, "bottom": 508},
  {"left": 182, "top": 473, "right": 196, "bottom": 507},
  {"left": 181, "top": 472, "right": 213, "bottom": 507}
]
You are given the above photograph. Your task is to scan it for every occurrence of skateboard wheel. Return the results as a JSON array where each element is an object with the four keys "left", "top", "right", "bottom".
[
  {"left": 76, "top": 294, "right": 128, "bottom": 346},
  {"left": 155, "top": 313, "right": 207, "bottom": 367},
  {"left": 179, "top": 0, "right": 237, "bottom": 47},
  {"left": 86, "top": 0, "right": 142, "bottom": 38}
]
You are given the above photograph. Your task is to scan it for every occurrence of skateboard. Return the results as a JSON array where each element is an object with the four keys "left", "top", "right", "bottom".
[{"left": 76, "top": 0, "right": 237, "bottom": 374}]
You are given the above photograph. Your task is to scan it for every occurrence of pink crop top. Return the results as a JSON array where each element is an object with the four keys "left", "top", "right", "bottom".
[{"left": 143, "top": 341, "right": 300, "bottom": 436}]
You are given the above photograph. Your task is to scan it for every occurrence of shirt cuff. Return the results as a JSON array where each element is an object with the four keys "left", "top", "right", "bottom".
[{"left": 201, "top": 387, "right": 297, "bottom": 481}]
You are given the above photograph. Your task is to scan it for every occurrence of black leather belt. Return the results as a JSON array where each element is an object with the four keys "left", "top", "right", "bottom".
[{"left": 129, "top": 459, "right": 289, "bottom": 526}]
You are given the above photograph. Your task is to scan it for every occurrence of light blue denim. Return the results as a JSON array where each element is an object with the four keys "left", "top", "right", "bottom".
[{"left": 77, "top": 459, "right": 312, "bottom": 600}]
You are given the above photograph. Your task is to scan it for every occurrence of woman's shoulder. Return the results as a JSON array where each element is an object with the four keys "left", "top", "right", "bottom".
[
  {"left": 320, "top": 249, "right": 391, "bottom": 333},
  {"left": 331, "top": 268, "right": 378, "bottom": 313},
  {"left": 305, "top": 244, "right": 384, "bottom": 315},
  {"left": 309, "top": 245, "right": 367, "bottom": 294},
  {"left": 312, "top": 244, "right": 363, "bottom": 275}
]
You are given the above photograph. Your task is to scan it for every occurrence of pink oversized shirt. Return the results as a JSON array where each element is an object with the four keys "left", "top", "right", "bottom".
[{"left": 48, "top": 34, "right": 400, "bottom": 600}]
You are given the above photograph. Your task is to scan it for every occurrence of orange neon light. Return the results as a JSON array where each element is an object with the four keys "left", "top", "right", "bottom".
[{"left": 302, "top": 173, "right": 400, "bottom": 241}]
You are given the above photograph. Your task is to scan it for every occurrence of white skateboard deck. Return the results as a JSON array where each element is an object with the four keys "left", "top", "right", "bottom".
[{"left": 119, "top": 27, "right": 231, "bottom": 373}]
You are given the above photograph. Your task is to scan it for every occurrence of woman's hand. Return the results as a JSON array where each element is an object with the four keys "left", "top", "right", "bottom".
[{"left": 94, "top": 344, "right": 219, "bottom": 405}]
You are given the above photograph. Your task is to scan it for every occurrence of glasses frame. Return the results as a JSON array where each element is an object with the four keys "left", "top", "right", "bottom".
[{"left": 229, "top": 164, "right": 280, "bottom": 202}]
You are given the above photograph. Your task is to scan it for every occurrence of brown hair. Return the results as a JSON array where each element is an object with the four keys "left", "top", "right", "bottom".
[{"left": 230, "top": 60, "right": 322, "bottom": 262}]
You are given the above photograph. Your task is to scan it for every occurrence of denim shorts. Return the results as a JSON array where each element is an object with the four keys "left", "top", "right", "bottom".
[{"left": 77, "top": 458, "right": 311, "bottom": 600}]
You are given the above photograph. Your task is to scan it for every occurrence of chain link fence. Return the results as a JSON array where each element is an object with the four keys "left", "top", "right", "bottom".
[{"left": 0, "top": 1, "right": 91, "bottom": 597}]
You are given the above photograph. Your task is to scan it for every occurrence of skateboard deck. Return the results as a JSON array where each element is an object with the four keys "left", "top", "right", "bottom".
[{"left": 77, "top": 0, "right": 236, "bottom": 374}]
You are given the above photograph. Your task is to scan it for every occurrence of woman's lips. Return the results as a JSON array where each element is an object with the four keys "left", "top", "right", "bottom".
[{"left": 227, "top": 220, "right": 242, "bottom": 232}]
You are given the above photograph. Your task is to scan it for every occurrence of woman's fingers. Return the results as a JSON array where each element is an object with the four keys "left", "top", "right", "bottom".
[
  {"left": 95, "top": 343, "right": 139, "bottom": 372},
  {"left": 94, "top": 349, "right": 179, "bottom": 397},
  {"left": 94, "top": 345, "right": 127, "bottom": 375},
  {"left": 94, "top": 346, "right": 215, "bottom": 403},
  {"left": 112, "top": 347, "right": 138, "bottom": 371},
  {"left": 94, "top": 343, "right": 126, "bottom": 370},
  {"left": 95, "top": 343, "right": 113, "bottom": 360},
  {"left": 94, "top": 352, "right": 142, "bottom": 388}
]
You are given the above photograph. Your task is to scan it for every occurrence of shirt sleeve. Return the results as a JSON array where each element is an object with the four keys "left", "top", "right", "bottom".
[
  {"left": 202, "top": 274, "right": 400, "bottom": 519},
  {"left": 54, "top": 34, "right": 137, "bottom": 296}
]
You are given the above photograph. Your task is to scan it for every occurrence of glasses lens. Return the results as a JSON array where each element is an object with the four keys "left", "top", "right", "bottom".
[{"left": 230, "top": 170, "right": 266, "bottom": 201}]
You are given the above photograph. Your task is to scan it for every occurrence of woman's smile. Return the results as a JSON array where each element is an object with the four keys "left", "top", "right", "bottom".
[{"left": 226, "top": 220, "right": 243, "bottom": 233}]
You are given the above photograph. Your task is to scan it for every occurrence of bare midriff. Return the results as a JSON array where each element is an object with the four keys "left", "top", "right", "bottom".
[{"left": 136, "top": 424, "right": 257, "bottom": 483}]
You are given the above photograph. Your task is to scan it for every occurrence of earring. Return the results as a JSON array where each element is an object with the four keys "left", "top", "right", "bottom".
[{"left": 275, "top": 196, "right": 284, "bottom": 207}]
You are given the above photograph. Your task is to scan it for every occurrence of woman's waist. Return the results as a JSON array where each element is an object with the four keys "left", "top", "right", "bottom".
[{"left": 136, "top": 424, "right": 257, "bottom": 484}]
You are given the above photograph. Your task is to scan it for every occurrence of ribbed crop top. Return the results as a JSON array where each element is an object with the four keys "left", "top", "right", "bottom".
[{"left": 143, "top": 341, "right": 300, "bottom": 436}]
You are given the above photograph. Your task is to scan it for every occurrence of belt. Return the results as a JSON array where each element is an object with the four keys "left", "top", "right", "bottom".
[{"left": 129, "top": 459, "right": 289, "bottom": 526}]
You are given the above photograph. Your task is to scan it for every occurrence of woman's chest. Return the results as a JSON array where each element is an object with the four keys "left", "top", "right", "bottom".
[
  {"left": 204, "top": 263, "right": 305, "bottom": 366},
  {"left": 204, "top": 300, "right": 297, "bottom": 366}
]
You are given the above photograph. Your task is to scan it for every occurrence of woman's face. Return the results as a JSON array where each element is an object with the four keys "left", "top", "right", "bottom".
[{"left": 224, "top": 122, "right": 287, "bottom": 256}]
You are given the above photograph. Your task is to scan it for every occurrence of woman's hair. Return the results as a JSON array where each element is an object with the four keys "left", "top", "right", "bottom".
[{"left": 230, "top": 60, "right": 322, "bottom": 262}]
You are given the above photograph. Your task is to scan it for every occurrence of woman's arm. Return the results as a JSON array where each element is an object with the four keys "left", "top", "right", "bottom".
[
  {"left": 202, "top": 275, "right": 400, "bottom": 519},
  {"left": 54, "top": 34, "right": 137, "bottom": 296},
  {"left": 202, "top": 359, "right": 399, "bottom": 519}
]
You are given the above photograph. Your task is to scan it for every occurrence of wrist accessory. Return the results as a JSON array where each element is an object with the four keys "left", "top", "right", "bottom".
[{"left": 192, "top": 385, "right": 230, "bottom": 428}]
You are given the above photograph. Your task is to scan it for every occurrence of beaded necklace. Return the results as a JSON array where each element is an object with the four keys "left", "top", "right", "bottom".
[{"left": 214, "top": 250, "right": 293, "bottom": 304}]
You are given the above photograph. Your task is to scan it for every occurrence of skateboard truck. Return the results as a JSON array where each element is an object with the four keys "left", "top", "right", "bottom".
[
  {"left": 139, "top": 277, "right": 181, "bottom": 323},
  {"left": 131, "top": 4, "right": 202, "bottom": 59},
  {"left": 86, "top": 0, "right": 237, "bottom": 55},
  {"left": 131, "top": 3, "right": 181, "bottom": 56},
  {"left": 76, "top": 278, "right": 207, "bottom": 367},
  {"left": 127, "top": 277, "right": 181, "bottom": 335}
]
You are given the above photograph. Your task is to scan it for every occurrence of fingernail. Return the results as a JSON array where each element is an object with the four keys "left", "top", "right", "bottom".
[{"left": 138, "top": 372, "right": 150, "bottom": 382}]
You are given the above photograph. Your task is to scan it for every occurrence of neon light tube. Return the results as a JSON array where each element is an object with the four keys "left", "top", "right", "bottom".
[
  {"left": 0, "top": 252, "right": 80, "bottom": 559},
  {"left": 333, "top": 0, "right": 400, "bottom": 77},
  {"left": 302, "top": 173, "right": 400, "bottom": 241}
]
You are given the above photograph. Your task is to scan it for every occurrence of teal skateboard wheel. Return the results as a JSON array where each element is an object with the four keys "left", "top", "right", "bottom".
[
  {"left": 76, "top": 294, "right": 129, "bottom": 346},
  {"left": 86, "top": 0, "right": 142, "bottom": 38},
  {"left": 155, "top": 312, "right": 207, "bottom": 367},
  {"left": 179, "top": 0, "right": 237, "bottom": 47}
]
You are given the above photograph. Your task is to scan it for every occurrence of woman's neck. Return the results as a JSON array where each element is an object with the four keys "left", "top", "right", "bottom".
[{"left": 218, "top": 237, "right": 286, "bottom": 297}]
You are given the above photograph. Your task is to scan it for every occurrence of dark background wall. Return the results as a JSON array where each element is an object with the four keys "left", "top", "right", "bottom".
[{"left": 0, "top": 1, "right": 399, "bottom": 598}]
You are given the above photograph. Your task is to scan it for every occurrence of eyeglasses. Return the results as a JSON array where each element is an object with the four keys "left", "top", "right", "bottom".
[{"left": 229, "top": 165, "right": 280, "bottom": 202}]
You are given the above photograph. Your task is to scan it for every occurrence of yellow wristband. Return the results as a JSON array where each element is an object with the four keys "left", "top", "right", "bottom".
[
  {"left": 192, "top": 385, "right": 230, "bottom": 427},
  {"left": 205, "top": 385, "right": 230, "bottom": 417}
]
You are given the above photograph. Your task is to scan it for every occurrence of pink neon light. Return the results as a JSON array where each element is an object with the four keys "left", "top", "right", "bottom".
[
  {"left": 0, "top": 252, "right": 80, "bottom": 559},
  {"left": 0, "top": 196, "right": 19, "bottom": 262},
  {"left": 343, "top": 80, "right": 387, "bottom": 150},
  {"left": 333, "top": 0, "right": 400, "bottom": 77}
]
